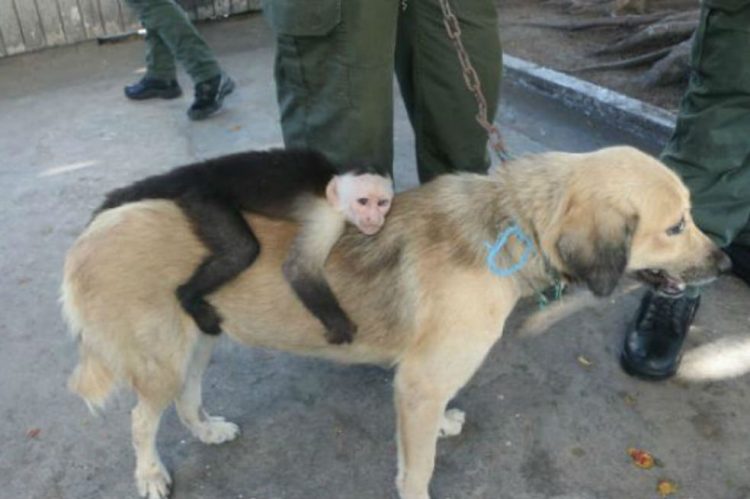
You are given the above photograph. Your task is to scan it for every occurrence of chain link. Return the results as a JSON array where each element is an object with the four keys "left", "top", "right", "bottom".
[{"left": 437, "top": 0, "right": 511, "bottom": 163}]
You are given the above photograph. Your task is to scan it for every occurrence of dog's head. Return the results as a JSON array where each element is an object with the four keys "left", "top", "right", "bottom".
[{"left": 546, "top": 147, "right": 730, "bottom": 296}]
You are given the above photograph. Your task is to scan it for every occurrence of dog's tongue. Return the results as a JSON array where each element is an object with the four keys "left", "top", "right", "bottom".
[{"left": 661, "top": 275, "right": 686, "bottom": 295}]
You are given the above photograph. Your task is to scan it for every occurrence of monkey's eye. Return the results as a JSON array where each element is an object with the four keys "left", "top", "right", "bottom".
[
  {"left": 666, "top": 217, "right": 686, "bottom": 236},
  {"left": 378, "top": 199, "right": 390, "bottom": 207},
  {"left": 357, "top": 198, "right": 369, "bottom": 206}
]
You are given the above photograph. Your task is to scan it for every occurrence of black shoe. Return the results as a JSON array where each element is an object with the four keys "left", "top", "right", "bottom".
[
  {"left": 620, "top": 290, "right": 700, "bottom": 380},
  {"left": 725, "top": 243, "right": 750, "bottom": 286},
  {"left": 124, "top": 77, "right": 182, "bottom": 100},
  {"left": 187, "top": 73, "right": 235, "bottom": 121}
]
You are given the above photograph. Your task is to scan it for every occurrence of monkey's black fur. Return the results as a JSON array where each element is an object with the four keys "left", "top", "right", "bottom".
[{"left": 96, "top": 148, "right": 376, "bottom": 339}]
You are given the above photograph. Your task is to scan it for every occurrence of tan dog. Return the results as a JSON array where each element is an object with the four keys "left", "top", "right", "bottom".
[{"left": 61, "top": 146, "right": 729, "bottom": 499}]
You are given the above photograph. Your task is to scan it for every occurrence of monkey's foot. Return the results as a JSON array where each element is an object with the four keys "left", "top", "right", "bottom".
[
  {"left": 177, "top": 291, "right": 223, "bottom": 335},
  {"left": 439, "top": 408, "right": 466, "bottom": 438},
  {"left": 136, "top": 459, "right": 171, "bottom": 499},
  {"left": 191, "top": 416, "right": 240, "bottom": 445},
  {"left": 324, "top": 319, "right": 357, "bottom": 345}
]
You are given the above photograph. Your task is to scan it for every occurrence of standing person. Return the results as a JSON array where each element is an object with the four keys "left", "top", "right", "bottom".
[
  {"left": 621, "top": 0, "right": 750, "bottom": 380},
  {"left": 124, "top": 0, "right": 235, "bottom": 121},
  {"left": 262, "top": 0, "right": 501, "bottom": 180}
]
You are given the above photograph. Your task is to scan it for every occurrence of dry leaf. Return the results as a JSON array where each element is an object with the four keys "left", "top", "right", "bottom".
[
  {"left": 627, "top": 447, "right": 654, "bottom": 469},
  {"left": 26, "top": 428, "right": 41, "bottom": 439},
  {"left": 657, "top": 478, "right": 678, "bottom": 496},
  {"left": 576, "top": 355, "right": 592, "bottom": 367},
  {"left": 623, "top": 393, "right": 637, "bottom": 407}
]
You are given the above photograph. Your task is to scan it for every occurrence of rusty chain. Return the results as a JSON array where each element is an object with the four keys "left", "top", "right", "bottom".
[{"left": 437, "top": 0, "right": 512, "bottom": 163}]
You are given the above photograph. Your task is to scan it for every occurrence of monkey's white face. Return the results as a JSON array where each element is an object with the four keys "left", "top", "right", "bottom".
[{"left": 326, "top": 173, "right": 394, "bottom": 235}]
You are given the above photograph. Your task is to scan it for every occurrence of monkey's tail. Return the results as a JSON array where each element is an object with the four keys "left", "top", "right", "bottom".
[{"left": 93, "top": 172, "right": 190, "bottom": 219}]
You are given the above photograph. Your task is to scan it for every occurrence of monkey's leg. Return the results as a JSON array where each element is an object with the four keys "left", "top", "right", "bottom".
[
  {"left": 282, "top": 205, "right": 356, "bottom": 344},
  {"left": 176, "top": 193, "right": 260, "bottom": 335}
]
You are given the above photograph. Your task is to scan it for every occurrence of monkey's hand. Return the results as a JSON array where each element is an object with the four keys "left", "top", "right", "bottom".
[{"left": 324, "top": 316, "right": 358, "bottom": 345}]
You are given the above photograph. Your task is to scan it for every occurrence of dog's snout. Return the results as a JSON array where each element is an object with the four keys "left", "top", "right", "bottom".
[{"left": 717, "top": 250, "right": 732, "bottom": 273}]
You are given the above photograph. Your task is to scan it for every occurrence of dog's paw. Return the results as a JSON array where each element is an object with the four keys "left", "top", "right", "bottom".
[
  {"left": 192, "top": 416, "right": 240, "bottom": 444},
  {"left": 136, "top": 461, "right": 171, "bottom": 499},
  {"left": 438, "top": 408, "right": 465, "bottom": 438}
]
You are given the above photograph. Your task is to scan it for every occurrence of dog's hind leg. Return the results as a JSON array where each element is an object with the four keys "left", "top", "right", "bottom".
[
  {"left": 132, "top": 396, "right": 172, "bottom": 499},
  {"left": 175, "top": 335, "right": 240, "bottom": 444}
]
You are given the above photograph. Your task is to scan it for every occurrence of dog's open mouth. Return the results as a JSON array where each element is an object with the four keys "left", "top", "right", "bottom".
[{"left": 635, "top": 269, "right": 686, "bottom": 295}]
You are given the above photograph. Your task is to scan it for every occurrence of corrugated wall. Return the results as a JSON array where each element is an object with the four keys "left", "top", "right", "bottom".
[{"left": 0, "top": 0, "right": 261, "bottom": 58}]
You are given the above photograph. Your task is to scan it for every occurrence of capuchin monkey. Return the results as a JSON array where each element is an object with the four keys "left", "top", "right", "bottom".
[{"left": 95, "top": 149, "right": 394, "bottom": 344}]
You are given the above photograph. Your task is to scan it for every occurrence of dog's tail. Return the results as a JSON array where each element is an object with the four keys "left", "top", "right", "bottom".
[
  {"left": 61, "top": 243, "right": 118, "bottom": 413},
  {"left": 67, "top": 348, "right": 117, "bottom": 412}
]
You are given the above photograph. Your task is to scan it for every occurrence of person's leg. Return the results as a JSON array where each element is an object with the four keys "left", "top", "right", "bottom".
[
  {"left": 265, "top": 0, "right": 399, "bottom": 176},
  {"left": 661, "top": 1, "right": 750, "bottom": 248},
  {"left": 621, "top": 0, "right": 750, "bottom": 380},
  {"left": 395, "top": 0, "right": 501, "bottom": 183},
  {"left": 124, "top": 0, "right": 182, "bottom": 99},
  {"left": 125, "top": 0, "right": 234, "bottom": 119},
  {"left": 725, "top": 237, "right": 750, "bottom": 285},
  {"left": 128, "top": 0, "right": 220, "bottom": 84}
]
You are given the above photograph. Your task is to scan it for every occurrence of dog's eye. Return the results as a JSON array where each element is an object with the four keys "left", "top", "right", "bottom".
[{"left": 666, "top": 217, "right": 686, "bottom": 236}]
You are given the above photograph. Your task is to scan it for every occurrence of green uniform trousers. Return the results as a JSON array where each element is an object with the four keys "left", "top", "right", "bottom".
[
  {"left": 662, "top": 0, "right": 750, "bottom": 247},
  {"left": 126, "top": 0, "right": 221, "bottom": 84},
  {"left": 263, "top": 0, "right": 501, "bottom": 181}
]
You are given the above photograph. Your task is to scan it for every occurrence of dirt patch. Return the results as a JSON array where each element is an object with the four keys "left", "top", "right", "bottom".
[{"left": 497, "top": 0, "right": 694, "bottom": 112}]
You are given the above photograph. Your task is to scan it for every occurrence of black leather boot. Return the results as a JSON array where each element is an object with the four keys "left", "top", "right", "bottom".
[
  {"left": 620, "top": 290, "right": 700, "bottom": 380},
  {"left": 187, "top": 73, "right": 235, "bottom": 121},
  {"left": 124, "top": 77, "right": 182, "bottom": 100},
  {"left": 725, "top": 243, "right": 750, "bottom": 286}
]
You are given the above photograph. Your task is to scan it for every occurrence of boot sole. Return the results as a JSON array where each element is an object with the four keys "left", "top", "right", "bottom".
[
  {"left": 124, "top": 87, "right": 183, "bottom": 101},
  {"left": 187, "top": 78, "right": 235, "bottom": 121},
  {"left": 619, "top": 350, "right": 679, "bottom": 381}
]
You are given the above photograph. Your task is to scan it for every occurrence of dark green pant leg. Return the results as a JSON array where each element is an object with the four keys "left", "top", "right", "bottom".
[
  {"left": 143, "top": 28, "right": 177, "bottom": 81},
  {"left": 265, "top": 0, "right": 399, "bottom": 176},
  {"left": 660, "top": 0, "right": 750, "bottom": 247},
  {"left": 126, "top": 0, "right": 221, "bottom": 84},
  {"left": 395, "top": 0, "right": 501, "bottom": 182}
]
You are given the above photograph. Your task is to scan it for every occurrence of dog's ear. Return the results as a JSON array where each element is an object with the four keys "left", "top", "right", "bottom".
[{"left": 555, "top": 198, "right": 638, "bottom": 297}]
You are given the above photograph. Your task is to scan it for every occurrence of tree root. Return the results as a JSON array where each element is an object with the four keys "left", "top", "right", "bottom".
[
  {"left": 592, "top": 20, "right": 696, "bottom": 55},
  {"left": 572, "top": 47, "right": 672, "bottom": 72},
  {"left": 614, "top": 0, "right": 647, "bottom": 15},
  {"left": 639, "top": 36, "right": 692, "bottom": 87},
  {"left": 542, "top": 0, "right": 618, "bottom": 16},
  {"left": 525, "top": 1, "right": 698, "bottom": 90},
  {"left": 508, "top": 12, "right": 671, "bottom": 31}
]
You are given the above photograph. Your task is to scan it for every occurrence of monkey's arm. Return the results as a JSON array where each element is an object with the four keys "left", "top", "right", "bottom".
[{"left": 282, "top": 203, "right": 357, "bottom": 344}]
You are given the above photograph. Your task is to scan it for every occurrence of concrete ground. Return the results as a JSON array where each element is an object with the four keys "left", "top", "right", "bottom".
[{"left": 1, "top": 13, "right": 749, "bottom": 499}]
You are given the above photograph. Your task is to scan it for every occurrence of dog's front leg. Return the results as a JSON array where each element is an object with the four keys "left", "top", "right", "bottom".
[
  {"left": 393, "top": 321, "right": 505, "bottom": 499},
  {"left": 393, "top": 356, "right": 484, "bottom": 498}
]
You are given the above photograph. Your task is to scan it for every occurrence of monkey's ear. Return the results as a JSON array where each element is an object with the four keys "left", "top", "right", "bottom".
[
  {"left": 555, "top": 198, "right": 638, "bottom": 297},
  {"left": 325, "top": 177, "right": 340, "bottom": 207}
]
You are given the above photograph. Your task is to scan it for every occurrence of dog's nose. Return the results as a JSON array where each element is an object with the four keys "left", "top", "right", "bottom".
[{"left": 717, "top": 250, "right": 732, "bottom": 273}]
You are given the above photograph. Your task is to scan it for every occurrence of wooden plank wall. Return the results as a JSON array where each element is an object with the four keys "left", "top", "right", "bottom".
[{"left": 0, "top": 0, "right": 261, "bottom": 58}]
